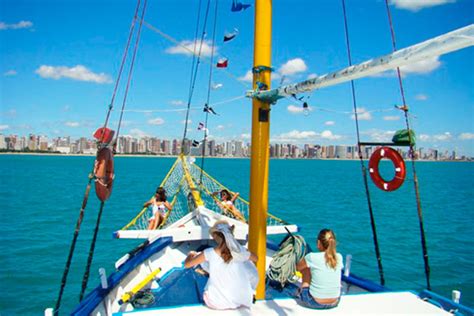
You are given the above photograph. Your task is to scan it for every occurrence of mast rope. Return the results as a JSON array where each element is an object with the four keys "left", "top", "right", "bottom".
[
  {"left": 114, "top": 0, "right": 148, "bottom": 144},
  {"left": 341, "top": 0, "right": 385, "bottom": 286},
  {"left": 181, "top": 0, "right": 212, "bottom": 152},
  {"left": 79, "top": 0, "right": 149, "bottom": 302},
  {"left": 199, "top": 0, "right": 219, "bottom": 184},
  {"left": 53, "top": 176, "right": 93, "bottom": 315},
  {"left": 53, "top": 1, "right": 143, "bottom": 314},
  {"left": 384, "top": 0, "right": 431, "bottom": 290},
  {"left": 79, "top": 201, "right": 105, "bottom": 301}
]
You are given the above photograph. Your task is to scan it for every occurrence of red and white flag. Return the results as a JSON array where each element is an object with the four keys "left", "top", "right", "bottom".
[{"left": 216, "top": 58, "right": 228, "bottom": 68}]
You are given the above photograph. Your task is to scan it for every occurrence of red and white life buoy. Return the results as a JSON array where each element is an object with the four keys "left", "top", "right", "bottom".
[
  {"left": 94, "top": 147, "right": 114, "bottom": 201},
  {"left": 368, "top": 147, "right": 406, "bottom": 191}
]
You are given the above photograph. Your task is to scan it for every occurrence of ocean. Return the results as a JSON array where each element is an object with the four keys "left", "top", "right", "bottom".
[{"left": 0, "top": 154, "right": 472, "bottom": 314}]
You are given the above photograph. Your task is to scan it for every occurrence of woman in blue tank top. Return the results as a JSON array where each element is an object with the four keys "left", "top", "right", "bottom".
[{"left": 296, "top": 228, "right": 344, "bottom": 309}]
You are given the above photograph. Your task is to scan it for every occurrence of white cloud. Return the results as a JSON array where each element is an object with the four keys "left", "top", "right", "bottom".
[
  {"left": 0, "top": 125, "right": 9, "bottom": 130},
  {"left": 433, "top": 132, "right": 452, "bottom": 141},
  {"left": 324, "top": 121, "right": 335, "bottom": 126},
  {"left": 35, "top": 65, "right": 112, "bottom": 84},
  {"left": 181, "top": 119, "right": 192, "bottom": 124},
  {"left": 170, "top": 100, "right": 184, "bottom": 106},
  {"left": 148, "top": 117, "right": 165, "bottom": 125},
  {"left": 320, "top": 130, "right": 342, "bottom": 140},
  {"left": 287, "top": 104, "right": 313, "bottom": 114},
  {"left": 241, "top": 133, "right": 251, "bottom": 139},
  {"left": 419, "top": 134, "right": 430, "bottom": 141},
  {"left": 4, "top": 70, "right": 17, "bottom": 76},
  {"left": 130, "top": 129, "right": 149, "bottom": 138},
  {"left": 65, "top": 121, "right": 80, "bottom": 127},
  {"left": 390, "top": 0, "right": 455, "bottom": 12},
  {"left": 273, "top": 130, "right": 317, "bottom": 142},
  {"left": 307, "top": 73, "right": 318, "bottom": 79},
  {"left": 63, "top": 105, "right": 71, "bottom": 112},
  {"left": 165, "top": 39, "right": 216, "bottom": 57},
  {"left": 459, "top": 133, "right": 474, "bottom": 140},
  {"left": 415, "top": 94, "right": 428, "bottom": 101},
  {"left": 216, "top": 125, "right": 225, "bottom": 130},
  {"left": 362, "top": 129, "right": 395, "bottom": 142},
  {"left": 400, "top": 56, "right": 441, "bottom": 75},
  {"left": 351, "top": 108, "right": 372, "bottom": 121},
  {"left": 278, "top": 58, "right": 308, "bottom": 76},
  {"left": 383, "top": 115, "right": 400, "bottom": 121},
  {"left": 0, "top": 20, "right": 33, "bottom": 30},
  {"left": 238, "top": 70, "right": 253, "bottom": 82}
]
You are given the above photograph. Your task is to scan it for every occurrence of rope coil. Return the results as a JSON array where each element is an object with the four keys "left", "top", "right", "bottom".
[{"left": 267, "top": 234, "right": 308, "bottom": 288}]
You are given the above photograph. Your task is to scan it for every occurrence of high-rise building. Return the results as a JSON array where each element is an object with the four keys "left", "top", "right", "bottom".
[{"left": 162, "top": 140, "right": 171, "bottom": 155}]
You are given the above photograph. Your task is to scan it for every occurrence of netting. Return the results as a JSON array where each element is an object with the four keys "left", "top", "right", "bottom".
[{"left": 120, "top": 156, "right": 288, "bottom": 231}]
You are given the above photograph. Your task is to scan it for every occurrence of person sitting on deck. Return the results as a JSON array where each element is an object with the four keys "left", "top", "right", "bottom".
[
  {"left": 184, "top": 220, "right": 258, "bottom": 310},
  {"left": 212, "top": 189, "right": 244, "bottom": 220},
  {"left": 296, "top": 228, "right": 343, "bottom": 309},
  {"left": 143, "top": 187, "right": 172, "bottom": 230}
]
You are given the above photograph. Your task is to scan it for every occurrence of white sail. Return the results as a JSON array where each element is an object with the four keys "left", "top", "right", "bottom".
[{"left": 247, "top": 24, "right": 474, "bottom": 102}]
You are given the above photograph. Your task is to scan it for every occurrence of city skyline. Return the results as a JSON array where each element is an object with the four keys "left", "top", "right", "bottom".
[{"left": 0, "top": 132, "right": 468, "bottom": 161}]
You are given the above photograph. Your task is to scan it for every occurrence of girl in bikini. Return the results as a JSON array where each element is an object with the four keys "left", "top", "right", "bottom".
[{"left": 144, "top": 187, "right": 172, "bottom": 230}]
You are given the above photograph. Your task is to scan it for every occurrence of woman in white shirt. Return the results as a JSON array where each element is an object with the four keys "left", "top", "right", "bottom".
[
  {"left": 184, "top": 220, "right": 258, "bottom": 310},
  {"left": 296, "top": 228, "right": 343, "bottom": 309}
]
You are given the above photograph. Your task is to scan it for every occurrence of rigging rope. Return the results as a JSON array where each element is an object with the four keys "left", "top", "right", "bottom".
[
  {"left": 114, "top": 0, "right": 148, "bottom": 144},
  {"left": 181, "top": 0, "right": 212, "bottom": 152},
  {"left": 199, "top": 0, "right": 219, "bottom": 184},
  {"left": 384, "top": 0, "right": 431, "bottom": 290},
  {"left": 79, "top": 0, "right": 149, "bottom": 302},
  {"left": 79, "top": 201, "right": 105, "bottom": 301},
  {"left": 341, "top": 0, "right": 385, "bottom": 286},
  {"left": 54, "top": 177, "right": 93, "bottom": 315},
  {"left": 53, "top": 1, "right": 143, "bottom": 313}
]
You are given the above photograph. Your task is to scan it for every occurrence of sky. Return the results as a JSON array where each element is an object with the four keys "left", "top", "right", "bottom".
[{"left": 1, "top": 0, "right": 473, "bottom": 155}]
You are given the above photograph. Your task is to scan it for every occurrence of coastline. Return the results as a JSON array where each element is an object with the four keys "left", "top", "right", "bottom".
[{"left": 0, "top": 152, "right": 470, "bottom": 162}]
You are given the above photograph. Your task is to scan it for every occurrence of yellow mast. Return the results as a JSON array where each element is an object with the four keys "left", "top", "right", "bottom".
[{"left": 248, "top": 0, "right": 272, "bottom": 300}]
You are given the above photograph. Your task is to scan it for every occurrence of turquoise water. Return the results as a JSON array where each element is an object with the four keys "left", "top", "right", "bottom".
[{"left": 0, "top": 155, "right": 472, "bottom": 314}]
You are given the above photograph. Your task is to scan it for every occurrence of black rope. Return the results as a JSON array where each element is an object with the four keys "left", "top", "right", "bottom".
[
  {"left": 341, "top": 0, "right": 385, "bottom": 286},
  {"left": 115, "top": 0, "right": 148, "bottom": 144},
  {"left": 199, "top": 0, "right": 219, "bottom": 184},
  {"left": 79, "top": 201, "right": 106, "bottom": 301},
  {"left": 384, "top": 0, "right": 431, "bottom": 290},
  {"left": 54, "top": 177, "right": 93, "bottom": 315},
  {"left": 181, "top": 0, "right": 212, "bottom": 152},
  {"left": 102, "top": 0, "right": 142, "bottom": 133}
]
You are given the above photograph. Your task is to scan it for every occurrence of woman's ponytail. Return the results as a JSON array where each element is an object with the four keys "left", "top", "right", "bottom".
[{"left": 318, "top": 229, "right": 338, "bottom": 269}]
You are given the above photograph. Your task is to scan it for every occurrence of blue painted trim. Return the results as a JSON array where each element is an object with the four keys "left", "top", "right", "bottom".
[
  {"left": 342, "top": 273, "right": 390, "bottom": 293},
  {"left": 112, "top": 231, "right": 119, "bottom": 238},
  {"left": 418, "top": 289, "right": 474, "bottom": 315},
  {"left": 71, "top": 237, "right": 173, "bottom": 316}
]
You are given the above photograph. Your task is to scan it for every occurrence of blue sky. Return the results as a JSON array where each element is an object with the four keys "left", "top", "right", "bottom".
[{"left": 1, "top": 0, "right": 473, "bottom": 155}]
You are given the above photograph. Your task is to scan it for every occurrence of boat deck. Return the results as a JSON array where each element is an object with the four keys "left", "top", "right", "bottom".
[
  {"left": 114, "top": 291, "right": 452, "bottom": 315},
  {"left": 111, "top": 268, "right": 451, "bottom": 315}
]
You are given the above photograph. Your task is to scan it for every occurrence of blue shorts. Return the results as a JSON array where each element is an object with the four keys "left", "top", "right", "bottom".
[{"left": 297, "top": 288, "right": 340, "bottom": 309}]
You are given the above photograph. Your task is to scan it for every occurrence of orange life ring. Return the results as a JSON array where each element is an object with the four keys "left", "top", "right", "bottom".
[
  {"left": 94, "top": 147, "right": 114, "bottom": 201},
  {"left": 368, "top": 146, "right": 406, "bottom": 191}
]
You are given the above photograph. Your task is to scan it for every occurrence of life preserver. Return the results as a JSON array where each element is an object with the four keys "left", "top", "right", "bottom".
[
  {"left": 368, "top": 147, "right": 406, "bottom": 191},
  {"left": 94, "top": 147, "right": 114, "bottom": 201}
]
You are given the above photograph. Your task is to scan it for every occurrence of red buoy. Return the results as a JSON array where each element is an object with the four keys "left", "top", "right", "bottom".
[
  {"left": 368, "top": 147, "right": 406, "bottom": 191},
  {"left": 94, "top": 147, "right": 114, "bottom": 201}
]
